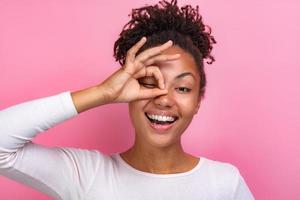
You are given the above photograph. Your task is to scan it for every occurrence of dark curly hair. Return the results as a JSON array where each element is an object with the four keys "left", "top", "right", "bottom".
[{"left": 114, "top": 0, "right": 216, "bottom": 98}]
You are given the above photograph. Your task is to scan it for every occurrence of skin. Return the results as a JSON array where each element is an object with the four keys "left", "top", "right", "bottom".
[
  {"left": 120, "top": 46, "right": 202, "bottom": 174},
  {"left": 71, "top": 38, "right": 178, "bottom": 112},
  {"left": 71, "top": 38, "right": 201, "bottom": 174}
]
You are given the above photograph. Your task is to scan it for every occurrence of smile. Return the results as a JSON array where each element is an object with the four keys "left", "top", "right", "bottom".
[
  {"left": 145, "top": 112, "right": 178, "bottom": 132},
  {"left": 146, "top": 113, "right": 176, "bottom": 123}
]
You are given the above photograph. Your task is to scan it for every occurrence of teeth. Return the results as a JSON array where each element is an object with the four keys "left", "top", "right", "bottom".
[{"left": 146, "top": 113, "right": 175, "bottom": 122}]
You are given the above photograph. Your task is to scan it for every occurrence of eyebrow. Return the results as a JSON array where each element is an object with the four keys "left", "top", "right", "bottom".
[{"left": 175, "top": 72, "right": 196, "bottom": 80}]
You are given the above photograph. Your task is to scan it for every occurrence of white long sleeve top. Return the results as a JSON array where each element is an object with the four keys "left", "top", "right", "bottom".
[{"left": 0, "top": 91, "right": 255, "bottom": 200}]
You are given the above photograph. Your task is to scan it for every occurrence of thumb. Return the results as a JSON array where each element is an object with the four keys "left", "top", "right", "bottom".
[{"left": 138, "top": 88, "right": 168, "bottom": 100}]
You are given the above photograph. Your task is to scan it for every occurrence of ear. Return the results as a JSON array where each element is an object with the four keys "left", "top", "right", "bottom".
[{"left": 194, "top": 96, "right": 201, "bottom": 115}]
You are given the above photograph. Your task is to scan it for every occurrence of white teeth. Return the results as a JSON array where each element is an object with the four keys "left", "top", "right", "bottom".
[{"left": 146, "top": 113, "right": 175, "bottom": 122}]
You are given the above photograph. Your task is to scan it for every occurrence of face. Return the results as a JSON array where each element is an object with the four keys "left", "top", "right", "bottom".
[{"left": 128, "top": 46, "right": 201, "bottom": 149}]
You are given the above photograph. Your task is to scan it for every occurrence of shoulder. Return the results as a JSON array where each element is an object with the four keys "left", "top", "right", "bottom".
[
  {"left": 53, "top": 146, "right": 112, "bottom": 172},
  {"left": 201, "top": 157, "right": 255, "bottom": 199},
  {"left": 200, "top": 157, "right": 241, "bottom": 195},
  {"left": 201, "top": 157, "right": 240, "bottom": 178}
]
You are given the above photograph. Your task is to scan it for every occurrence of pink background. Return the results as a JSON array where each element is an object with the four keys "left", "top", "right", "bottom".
[{"left": 1, "top": 0, "right": 299, "bottom": 199}]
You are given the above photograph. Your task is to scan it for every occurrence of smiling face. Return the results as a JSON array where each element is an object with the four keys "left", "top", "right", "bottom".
[{"left": 128, "top": 46, "right": 201, "bottom": 149}]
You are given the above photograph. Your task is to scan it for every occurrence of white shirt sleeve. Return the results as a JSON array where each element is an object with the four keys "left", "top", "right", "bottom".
[
  {"left": 231, "top": 169, "right": 255, "bottom": 200},
  {"left": 0, "top": 91, "right": 101, "bottom": 200}
]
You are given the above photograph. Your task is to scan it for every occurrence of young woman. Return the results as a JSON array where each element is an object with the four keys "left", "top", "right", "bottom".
[{"left": 0, "top": 0, "right": 254, "bottom": 199}]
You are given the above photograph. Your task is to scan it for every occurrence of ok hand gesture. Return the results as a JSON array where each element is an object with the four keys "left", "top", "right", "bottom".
[{"left": 100, "top": 37, "right": 180, "bottom": 103}]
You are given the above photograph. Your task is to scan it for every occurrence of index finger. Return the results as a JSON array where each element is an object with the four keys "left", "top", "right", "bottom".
[{"left": 126, "top": 37, "right": 147, "bottom": 62}]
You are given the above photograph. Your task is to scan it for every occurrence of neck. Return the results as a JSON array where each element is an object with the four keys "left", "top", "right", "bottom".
[{"left": 120, "top": 138, "right": 198, "bottom": 174}]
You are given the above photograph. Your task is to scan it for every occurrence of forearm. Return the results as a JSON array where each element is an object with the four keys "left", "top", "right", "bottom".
[
  {"left": 0, "top": 91, "right": 94, "bottom": 198},
  {"left": 70, "top": 84, "right": 110, "bottom": 114},
  {"left": 0, "top": 91, "right": 77, "bottom": 154},
  {"left": 0, "top": 84, "right": 109, "bottom": 154}
]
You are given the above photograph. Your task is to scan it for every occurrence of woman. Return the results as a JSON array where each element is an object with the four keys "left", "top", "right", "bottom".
[{"left": 0, "top": 0, "right": 254, "bottom": 199}]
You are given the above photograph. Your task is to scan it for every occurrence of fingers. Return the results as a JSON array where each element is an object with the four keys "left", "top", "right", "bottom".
[
  {"left": 134, "top": 66, "right": 169, "bottom": 100},
  {"left": 122, "top": 38, "right": 179, "bottom": 78},
  {"left": 143, "top": 53, "right": 180, "bottom": 66},
  {"left": 135, "top": 40, "right": 174, "bottom": 63},
  {"left": 122, "top": 37, "right": 147, "bottom": 75},
  {"left": 138, "top": 88, "right": 168, "bottom": 100},
  {"left": 126, "top": 37, "right": 147, "bottom": 63},
  {"left": 133, "top": 66, "right": 165, "bottom": 89}
]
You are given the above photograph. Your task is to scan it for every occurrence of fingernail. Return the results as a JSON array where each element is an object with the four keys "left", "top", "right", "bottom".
[{"left": 165, "top": 40, "right": 172, "bottom": 44}]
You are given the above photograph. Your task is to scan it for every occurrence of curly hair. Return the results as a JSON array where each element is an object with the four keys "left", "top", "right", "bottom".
[{"left": 113, "top": 0, "right": 216, "bottom": 98}]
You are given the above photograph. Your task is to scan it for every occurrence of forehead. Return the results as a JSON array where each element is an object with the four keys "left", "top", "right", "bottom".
[{"left": 155, "top": 46, "right": 199, "bottom": 81}]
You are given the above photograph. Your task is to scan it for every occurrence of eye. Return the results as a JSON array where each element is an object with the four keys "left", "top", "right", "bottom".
[
  {"left": 176, "top": 87, "right": 191, "bottom": 93},
  {"left": 140, "top": 82, "right": 157, "bottom": 88}
]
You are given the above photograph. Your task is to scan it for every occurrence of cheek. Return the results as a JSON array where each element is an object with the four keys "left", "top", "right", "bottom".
[
  {"left": 176, "top": 96, "right": 199, "bottom": 117},
  {"left": 128, "top": 100, "right": 148, "bottom": 119}
]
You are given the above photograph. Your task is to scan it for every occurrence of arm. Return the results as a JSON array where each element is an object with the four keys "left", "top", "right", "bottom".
[
  {"left": 0, "top": 91, "right": 87, "bottom": 199},
  {"left": 0, "top": 38, "right": 179, "bottom": 199},
  {"left": 71, "top": 85, "right": 108, "bottom": 114}
]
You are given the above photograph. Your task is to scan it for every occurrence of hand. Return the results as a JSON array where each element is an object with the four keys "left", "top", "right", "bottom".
[{"left": 99, "top": 37, "right": 180, "bottom": 103}]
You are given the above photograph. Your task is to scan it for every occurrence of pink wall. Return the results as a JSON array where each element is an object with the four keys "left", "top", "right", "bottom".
[{"left": 1, "top": 0, "right": 299, "bottom": 199}]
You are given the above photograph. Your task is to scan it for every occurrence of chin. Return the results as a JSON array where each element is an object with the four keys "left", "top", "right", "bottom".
[{"left": 137, "top": 128, "right": 182, "bottom": 149}]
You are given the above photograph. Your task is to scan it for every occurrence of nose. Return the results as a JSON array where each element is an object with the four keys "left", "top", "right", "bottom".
[{"left": 153, "top": 90, "right": 175, "bottom": 108}]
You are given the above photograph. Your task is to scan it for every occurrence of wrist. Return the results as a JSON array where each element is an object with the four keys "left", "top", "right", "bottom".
[
  {"left": 71, "top": 85, "right": 110, "bottom": 113},
  {"left": 95, "top": 83, "right": 115, "bottom": 105}
]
